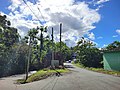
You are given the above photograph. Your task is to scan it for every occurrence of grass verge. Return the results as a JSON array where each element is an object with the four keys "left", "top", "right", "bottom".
[
  {"left": 73, "top": 62, "right": 120, "bottom": 77},
  {"left": 17, "top": 68, "right": 69, "bottom": 84}
]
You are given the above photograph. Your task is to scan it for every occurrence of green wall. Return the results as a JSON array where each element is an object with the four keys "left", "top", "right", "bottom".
[{"left": 103, "top": 51, "right": 120, "bottom": 71}]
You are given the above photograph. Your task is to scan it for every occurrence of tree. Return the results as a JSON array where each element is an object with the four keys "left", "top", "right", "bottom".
[
  {"left": 0, "top": 15, "right": 20, "bottom": 77},
  {"left": 23, "top": 26, "right": 48, "bottom": 71},
  {"left": 0, "top": 15, "right": 19, "bottom": 49},
  {"left": 55, "top": 42, "right": 71, "bottom": 61},
  {"left": 106, "top": 41, "right": 120, "bottom": 51},
  {"left": 74, "top": 37, "right": 103, "bottom": 68}
]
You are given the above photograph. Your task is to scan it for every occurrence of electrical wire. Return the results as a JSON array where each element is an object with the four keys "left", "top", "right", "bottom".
[
  {"left": 22, "top": 0, "right": 43, "bottom": 25},
  {"left": 33, "top": 0, "right": 51, "bottom": 31},
  {"left": 36, "top": 0, "right": 60, "bottom": 32},
  {"left": 43, "top": 0, "right": 58, "bottom": 23},
  {"left": 33, "top": 0, "right": 46, "bottom": 23}
]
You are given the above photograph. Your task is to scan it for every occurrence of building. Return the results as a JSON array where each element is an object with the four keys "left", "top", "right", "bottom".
[{"left": 103, "top": 50, "right": 120, "bottom": 71}]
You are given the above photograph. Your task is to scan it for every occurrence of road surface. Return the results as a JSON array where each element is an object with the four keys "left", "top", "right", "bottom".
[{"left": 0, "top": 63, "right": 120, "bottom": 90}]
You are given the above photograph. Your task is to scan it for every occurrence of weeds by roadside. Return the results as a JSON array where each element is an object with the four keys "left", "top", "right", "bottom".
[
  {"left": 73, "top": 62, "right": 120, "bottom": 77},
  {"left": 16, "top": 68, "right": 69, "bottom": 84}
]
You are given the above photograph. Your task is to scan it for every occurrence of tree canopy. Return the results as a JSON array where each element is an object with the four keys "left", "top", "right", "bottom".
[
  {"left": 105, "top": 41, "right": 120, "bottom": 51},
  {"left": 73, "top": 37, "right": 103, "bottom": 68}
]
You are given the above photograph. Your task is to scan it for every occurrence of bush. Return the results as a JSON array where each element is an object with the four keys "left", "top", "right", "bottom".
[{"left": 77, "top": 48, "right": 103, "bottom": 68}]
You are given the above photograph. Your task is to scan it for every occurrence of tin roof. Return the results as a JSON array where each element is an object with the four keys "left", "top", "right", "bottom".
[{"left": 103, "top": 47, "right": 120, "bottom": 53}]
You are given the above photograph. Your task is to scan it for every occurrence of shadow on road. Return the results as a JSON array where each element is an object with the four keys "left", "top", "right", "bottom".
[{"left": 0, "top": 78, "right": 5, "bottom": 80}]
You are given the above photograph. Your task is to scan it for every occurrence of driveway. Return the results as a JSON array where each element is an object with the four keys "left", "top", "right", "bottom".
[{"left": 0, "top": 63, "right": 120, "bottom": 90}]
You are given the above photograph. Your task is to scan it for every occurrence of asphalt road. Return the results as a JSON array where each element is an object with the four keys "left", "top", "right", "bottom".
[{"left": 0, "top": 63, "right": 120, "bottom": 90}]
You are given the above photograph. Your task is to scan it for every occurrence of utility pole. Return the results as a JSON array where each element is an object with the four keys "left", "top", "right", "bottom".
[
  {"left": 39, "top": 26, "right": 45, "bottom": 62},
  {"left": 26, "top": 37, "right": 31, "bottom": 81},
  {"left": 51, "top": 27, "right": 54, "bottom": 60},
  {"left": 39, "top": 26, "right": 47, "bottom": 67},
  {"left": 60, "top": 23, "right": 62, "bottom": 65},
  {"left": 40, "top": 30, "right": 43, "bottom": 60},
  {"left": 60, "top": 23, "right": 62, "bottom": 53}
]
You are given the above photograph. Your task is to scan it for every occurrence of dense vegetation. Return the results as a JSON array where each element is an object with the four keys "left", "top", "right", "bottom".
[
  {"left": 104, "top": 41, "right": 120, "bottom": 51},
  {"left": 73, "top": 37, "right": 120, "bottom": 68},
  {"left": 0, "top": 14, "right": 120, "bottom": 77},
  {"left": 73, "top": 37, "right": 103, "bottom": 68},
  {"left": 0, "top": 15, "right": 20, "bottom": 77},
  {"left": 0, "top": 15, "right": 72, "bottom": 77}
]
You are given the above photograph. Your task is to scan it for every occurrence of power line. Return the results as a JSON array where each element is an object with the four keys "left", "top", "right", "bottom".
[
  {"left": 33, "top": 0, "right": 46, "bottom": 24},
  {"left": 22, "top": 0, "right": 43, "bottom": 25},
  {"left": 33, "top": 0, "right": 51, "bottom": 32},
  {"left": 42, "top": 0, "right": 61, "bottom": 37},
  {"left": 23, "top": 0, "right": 52, "bottom": 41},
  {"left": 38, "top": 7, "right": 46, "bottom": 23},
  {"left": 43, "top": 0, "right": 58, "bottom": 24}
]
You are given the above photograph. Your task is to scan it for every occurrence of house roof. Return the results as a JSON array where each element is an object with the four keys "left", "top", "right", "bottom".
[{"left": 103, "top": 47, "right": 120, "bottom": 53}]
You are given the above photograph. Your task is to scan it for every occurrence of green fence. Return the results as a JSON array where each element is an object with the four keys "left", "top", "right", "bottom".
[{"left": 103, "top": 51, "right": 120, "bottom": 71}]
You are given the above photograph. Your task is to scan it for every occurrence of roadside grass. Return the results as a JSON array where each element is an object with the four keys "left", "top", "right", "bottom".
[
  {"left": 17, "top": 68, "right": 69, "bottom": 84},
  {"left": 72, "top": 62, "right": 85, "bottom": 68},
  {"left": 88, "top": 67, "right": 120, "bottom": 76},
  {"left": 73, "top": 62, "right": 120, "bottom": 77}
]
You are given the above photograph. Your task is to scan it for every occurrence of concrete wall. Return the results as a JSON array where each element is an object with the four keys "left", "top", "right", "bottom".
[{"left": 51, "top": 60, "right": 59, "bottom": 67}]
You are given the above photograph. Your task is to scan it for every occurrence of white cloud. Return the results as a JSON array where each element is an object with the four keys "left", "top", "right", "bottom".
[
  {"left": 112, "top": 35, "right": 118, "bottom": 38},
  {"left": 103, "top": 44, "right": 107, "bottom": 47},
  {"left": 10, "top": 0, "right": 21, "bottom": 4},
  {"left": 116, "top": 29, "right": 120, "bottom": 35},
  {"left": 97, "top": 36, "right": 103, "bottom": 39},
  {"left": 8, "top": 0, "right": 22, "bottom": 12},
  {"left": 96, "top": 0, "right": 110, "bottom": 5},
  {"left": 88, "top": 32, "right": 95, "bottom": 40},
  {"left": 4, "top": 0, "right": 103, "bottom": 47}
]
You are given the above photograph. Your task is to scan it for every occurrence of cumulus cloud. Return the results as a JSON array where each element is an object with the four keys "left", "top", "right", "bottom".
[
  {"left": 4, "top": 0, "right": 104, "bottom": 46},
  {"left": 88, "top": 32, "right": 95, "bottom": 40},
  {"left": 103, "top": 44, "right": 107, "bottom": 47},
  {"left": 97, "top": 36, "right": 103, "bottom": 39},
  {"left": 116, "top": 29, "right": 120, "bottom": 35},
  {"left": 96, "top": 0, "right": 110, "bottom": 5},
  {"left": 112, "top": 35, "right": 118, "bottom": 38}
]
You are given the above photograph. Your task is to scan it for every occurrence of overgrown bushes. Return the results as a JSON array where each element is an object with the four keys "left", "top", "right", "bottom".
[{"left": 74, "top": 38, "right": 103, "bottom": 68}]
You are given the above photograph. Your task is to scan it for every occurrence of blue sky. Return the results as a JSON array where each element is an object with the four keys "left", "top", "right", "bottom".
[
  {"left": 0, "top": 0, "right": 120, "bottom": 48},
  {"left": 91, "top": 0, "right": 120, "bottom": 47}
]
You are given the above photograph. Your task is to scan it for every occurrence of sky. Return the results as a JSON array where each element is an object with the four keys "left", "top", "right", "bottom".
[{"left": 0, "top": 0, "right": 120, "bottom": 48}]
